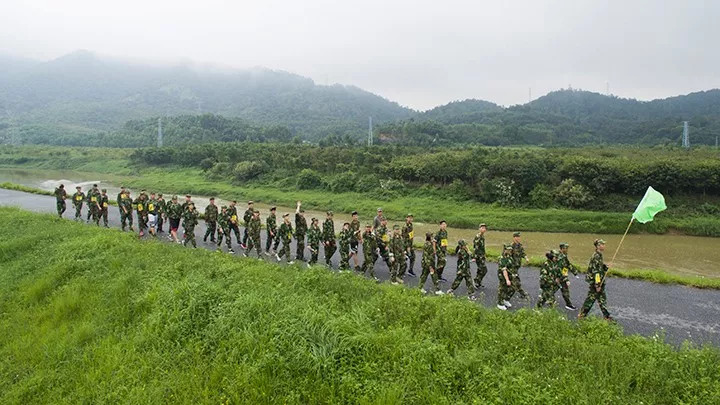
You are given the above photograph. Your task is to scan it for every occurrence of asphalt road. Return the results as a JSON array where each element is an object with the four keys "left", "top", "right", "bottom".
[{"left": 2, "top": 188, "right": 719, "bottom": 347}]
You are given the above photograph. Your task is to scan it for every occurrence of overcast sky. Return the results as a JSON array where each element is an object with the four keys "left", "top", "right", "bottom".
[{"left": 1, "top": 0, "right": 719, "bottom": 110}]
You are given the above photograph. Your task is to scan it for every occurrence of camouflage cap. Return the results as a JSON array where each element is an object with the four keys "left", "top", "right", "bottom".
[
  {"left": 76, "top": 186, "right": 81, "bottom": 189},
  {"left": 479, "top": 223, "right": 487, "bottom": 228},
  {"left": 248, "top": 200, "right": 254, "bottom": 204},
  {"left": 185, "top": 194, "right": 191, "bottom": 198},
  {"left": 458, "top": 239, "right": 467, "bottom": 246},
  {"left": 253, "top": 209, "right": 260, "bottom": 214},
  {"left": 550, "top": 249, "right": 560, "bottom": 257},
  {"left": 101, "top": 188, "right": 107, "bottom": 192},
  {"left": 393, "top": 224, "right": 400, "bottom": 230},
  {"left": 221, "top": 205, "right": 227, "bottom": 210},
  {"left": 503, "top": 244, "right": 513, "bottom": 251},
  {"left": 406, "top": 213, "right": 413, "bottom": 217},
  {"left": 172, "top": 195, "right": 178, "bottom": 200},
  {"left": 283, "top": 213, "right": 290, "bottom": 218},
  {"left": 594, "top": 239, "right": 606, "bottom": 246},
  {"left": 270, "top": 206, "right": 277, "bottom": 211},
  {"left": 559, "top": 243, "right": 569, "bottom": 248},
  {"left": 425, "top": 232, "right": 433, "bottom": 238},
  {"left": 365, "top": 223, "right": 372, "bottom": 227},
  {"left": 326, "top": 210, "right": 333, "bottom": 215},
  {"left": 377, "top": 208, "right": 383, "bottom": 212},
  {"left": 158, "top": 193, "right": 163, "bottom": 197},
  {"left": 513, "top": 231, "right": 521, "bottom": 237},
  {"left": 209, "top": 197, "right": 215, "bottom": 201},
  {"left": 351, "top": 211, "right": 358, "bottom": 215}
]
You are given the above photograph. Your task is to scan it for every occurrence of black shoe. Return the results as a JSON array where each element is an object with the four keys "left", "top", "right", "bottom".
[
  {"left": 210, "top": 238, "right": 216, "bottom": 242},
  {"left": 408, "top": 271, "right": 417, "bottom": 277},
  {"left": 439, "top": 277, "right": 448, "bottom": 282},
  {"left": 565, "top": 304, "right": 577, "bottom": 310}
]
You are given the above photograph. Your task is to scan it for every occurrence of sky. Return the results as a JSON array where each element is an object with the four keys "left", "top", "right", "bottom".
[{"left": 1, "top": 0, "right": 719, "bottom": 110}]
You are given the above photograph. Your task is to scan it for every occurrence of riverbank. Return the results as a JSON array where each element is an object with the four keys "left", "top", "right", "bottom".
[{"left": 1, "top": 207, "right": 719, "bottom": 403}]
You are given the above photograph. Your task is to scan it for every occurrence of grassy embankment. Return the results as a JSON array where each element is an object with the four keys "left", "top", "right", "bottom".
[
  {"left": 1, "top": 207, "right": 719, "bottom": 403},
  {"left": 1, "top": 145, "right": 719, "bottom": 236}
]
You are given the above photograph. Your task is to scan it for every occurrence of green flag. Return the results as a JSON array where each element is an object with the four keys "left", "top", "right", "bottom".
[{"left": 632, "top": 186, "right": 667, "bottom": 223}]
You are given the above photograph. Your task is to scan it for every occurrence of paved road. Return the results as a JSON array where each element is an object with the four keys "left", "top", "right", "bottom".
[{"left": 2, "top": 188, "right": 719, "bottom": 347}]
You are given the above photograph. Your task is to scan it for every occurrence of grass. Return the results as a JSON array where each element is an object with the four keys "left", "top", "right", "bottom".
[{"left": 0, "top": 207, "right": 719, "bottom": 403}]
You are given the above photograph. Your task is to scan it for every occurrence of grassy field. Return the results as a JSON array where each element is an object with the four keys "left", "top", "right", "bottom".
[
  {"left": 1, "top": 145, "right": 720, "bottom": 236},
  {"left": 1, "top": 207, "right": 719, "bottom": 403}
]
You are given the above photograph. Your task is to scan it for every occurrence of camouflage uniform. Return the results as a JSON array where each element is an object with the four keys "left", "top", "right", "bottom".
[
  {"left": 182, "top": 208, "right": 199, "bottom": 247},
  {"left": 375, "top": 224, "right": 391, "bottom": 266},
  {"left": 166, "top": 201, "right": 183, "bottom": 231},
  {"left": 295, "top": 213, "right": 308, "bottom": 261},
  {"left": 216, "top": 209, "right": 233, "bottom": 251},
  {"left": 508, "top": 241, "right": 529, "bottom": 299},
  {"left": 54, "top": 187, "right": 67, "bottom": 217},
  {"left": 242, "top": 207, "right": 253, "bottom": 246},
  {"left": 450, "top": 243, "right": 475, "bottom": 296},
  {"left": 338, "top": 228, "right": 352, "bottom": 270},
  {"left": 118, "top": 192, "right": 134, "bottom": 230},
  {"left": 307, "top": 224, "right": 322, "bottom": 265},
  {"left": 147, "top": 197, "right": 158, "bottom": 230},
  {"left": 580, "top": 251, "right": 611, "bottom": 318},
  {"left": 87, "top": 187, "right": 101, "bottom": 224},
  {"left": 155, "top": 196, "right": 166, "bottom": 232},
  {"left": 402, "top": 220, "right": 415, "bottom": 275},
  {"left": 245, "top": 214, "right": 263, "bottom": 257},
  {"left": 557, "top": 251, "right": 578, "bottom": 307},
  {"left": 277, "top": 221, "right": 294, "bottom": 262},
  {"left": 537, "top": 258, "right": 560, "bottom": 308},
  {"left": 265, "top": 212, "right": 277, "bottom": 253},
  {"left": 349, "top": 218, "right": 361, "bottom": 255},
  {"left": 473, "top": 233, "right": 488, "bottom": 286},
  {"left": 204, "top": 204, "right": 218, "bottom": 242},
  {"left": 389, "top": 232, "right": 405, "bottom": 282},
  {"left": 418, "top": 241, "right": 439, "bottom": 292},
  {"left": 360, "top": 229, "right": 377, "bottom": 276},
  {"left": 227, "top": 205, "right": 242, "bottom": 244},
  {"left": 99, "top": 193, "right": 110, "bottom": 227},
  {"left": 434, "top": 229, "right": 449, "bottom": 279},
  {"left": 133, "top": 195, "right": 149, "bottom": 232},
  {"left": 322, "top": 217, "right": 336, "bottom": 265},
  {"left": 72, "top": 190, "right": 85, "bottom": 220},
  {"left": 497, "top": 252, "right": 514, "bottom": 306}
]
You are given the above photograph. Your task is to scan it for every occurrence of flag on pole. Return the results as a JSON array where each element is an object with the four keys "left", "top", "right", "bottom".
[{"left": 632, "top": 186, "right": 667, "bottom": 223}]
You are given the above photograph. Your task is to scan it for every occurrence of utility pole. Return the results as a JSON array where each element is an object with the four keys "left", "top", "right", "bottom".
[
  {"left": 682, "top": 121, "right": 690, "bottom": 149},
  {"left": 157, "top": 117, "right": 163, "bottom": 148},
  {"left": 368, "top": 117, "right": 373, "bottom": 146}
]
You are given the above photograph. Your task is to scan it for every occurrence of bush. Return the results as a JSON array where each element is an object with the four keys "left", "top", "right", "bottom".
[
  {"left": 233, "top": 161, "right": 268, "bottom": 182},
  {"left": 529, "top": 184, "right": 554, "bottom": 208},
  {"left": 199, "top": 157, "right": 216, "bottom": 171},
  {"left": 555, "top": 179, "right": 594, "bottom": 208},
  {"left": 325, "top": 171, "right": 358, "bottom": 193},
  {"left": 296, "top": 169, "right": 323, "bottom": 190}
]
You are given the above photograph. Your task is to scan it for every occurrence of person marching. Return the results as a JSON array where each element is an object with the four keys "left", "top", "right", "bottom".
[
  {"left": 228, "top": 200, "right": 242, "bottom": 246},
  {"left": 349, "top": 211, "right": 362, "bottom": 270},
  {"left": 72, "top": 186, "right": 85, "bottom": 221},
  {"left": 338, "top": 222, "right": 352, "bottom": 271},
  {"left": 133, "top": 191, "right": 149, "bottom": 237},
  {"left": 578, "top": 239, "right": 614, "bottom": 321},
  {"left": 322, "top": 211, "right": 336, "bottom": 266},
  {"left": 241, "top": 201, "right": 254, "bottom": 249},
  {"left": 360, "top": 224, "right": 378, "bottom": 280},
  {"left": 166, "top": 195, "right": 182, "bottom": 243},
  {"left": 537, "top": 250, "right": 561, "bottom": 308},
  {"left": 156, "top": 193, "right": 166, "bottom": 233},
  {"left": 447, "top": 239, "right": 476, "bottom": 300},
  {"left": 99, "top": 188, "right": 110, "bottom": 227},
  {"left": 244, "top": 209, "right": 263, "bottom": 258},
  {"left": 418, "top": 232, "right": 442, "bottom": 295},
  {"left": 507, "top": 232, "right": 530, "bottom": 301},
  {"left": 117, "top": 187, "right": 134, "bottom": 231},
  {"left": 496, "top": 244, "right": 514, "bottom": 310},
  {"left": 472, "top": 223, "right": 488, "bottom": 288},
  {"left": 402, "top": 214, "right": 417, "bottom": 277},
  {"left": 433, "top": 221, "right": 449, "bottom": 282},
  {"left": 265, "top": 206, "right": 277, "bottom": 256},
  {"left": 374, "top": 217, "right": 391, "bottom": 268},
  {"left": 147, "top": 192, "right": 158, "bottom": 236},
  {"left": 54, "top": 184, "right": 67, "bottom": 218},
  {"left": 306, "top": 217, "right": 322, "bottom": 267},
  {"left": 275, "top": 213, "right": 294, "bottom": 264},
  {"left": 557, "top": 243, "right": 579, "bottom": 310},
  {"left": 203, "top": 197, "right": 218, "bottom": 243},
  {"left": 216, "top": 206, "right": 235, "bottom": 253},
  {"left": 389, "top": 225, "right": 405, "bottom": 284},
  {"left": 181, "top": 202, "right": 199, "bottom": 248},
  {"left": 295, "top": 201, "right": 308, "bottom": 262},
  {"left": 87, "top": 184, "right": 101, "bottom": 225}
]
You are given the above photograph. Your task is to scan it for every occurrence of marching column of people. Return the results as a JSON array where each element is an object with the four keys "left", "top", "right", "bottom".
[{"left": 52, "top": 187, "right": 614, "bottom": 321}]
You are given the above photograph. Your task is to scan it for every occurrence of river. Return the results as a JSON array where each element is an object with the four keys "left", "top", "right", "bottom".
[{"left": 1, "top": 167, "right": 718, "bottom": 278}]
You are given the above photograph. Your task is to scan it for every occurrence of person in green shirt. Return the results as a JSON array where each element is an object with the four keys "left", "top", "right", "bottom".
[
  {"left": 99, "top": 189, "right": 110, "bottom": 227},
  {"left": 275, "top": 213, "right": 294, "bottom": 264},
  {"left": 360, "top": 224, "right": 378, "bottom": 279},
  {"left": 322, "top": 211, "right": 337, "bottom": 266},
  {"left": 507, "top": 232, "right": 530, "bottom": 301},
  {"left": 433, "top": 221, "right": 449, "bottom": 281},
  {"left": 402, "top": 214, "right": 416, "bottom": 277},
  {"left": 579, "top": 239, "right": 613, "bottom": 321},
  {"left": 155, "top": 193, "right": 166, "bottom": 233},
  {"left": 54, "top": 184, "right": 67, "bottom": 218},
  {"left": 496, "top": 244, "right": 514, "bottom": 310},
  {"left": 338, "top": 222, "right": 352, "bottom": 271},
  {"left": 181, "top": 203, "right": 199, "bottom": 248},
  {"left": 216, "top": 206, "right": 235, "bottom": 253},
  {"left": 418, "top": 232, "right": 443, "bottom": 295},
  {"left": 244, "top": 210, "right": 262, "bottom": 258},
  {"left": 306, "top": 217, "right": 322, "bottom": 267},
  {"left": 265, "top": 206, "right": 277, "bottom": 256},
  {"left": 203, "top": 197, "right": 218, "bottom": 243},
  {"left": 71, "top": 186, "right": 85, "bottom": 221},
  {"left": 295, "top": 201, "right": 308, "bottom": 262},
  {"left": 388, "top": 225, "right": 404, "bottom": 284},
  {"left": 472, "top": 223, "right": 488, "bottom": 288},
  {"left": 447, "top": 239, "right": 475, "bottom": 300},
  {"left": 166, "top": 195, "right": 183, "bottom": 243},
  {"left": 557, "top": 243, "right": 579, "bottom": 310},
  {"left": 117, "top": 186, "right": 134, "bottom": 231},
  {"left": 537, "top": 251, "right": 561, "bottom": 308}
]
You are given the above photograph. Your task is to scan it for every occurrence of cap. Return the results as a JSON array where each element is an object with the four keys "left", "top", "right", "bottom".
[
  {"left": 101, "top": 188, "right": 107, "bottom": 192},
  {"left": 76, "top": 186, "right": 81, "bottom": 189},
  {"left": 559, "top": 243, "right": 569, "bottom": 249},
  {"left": 351, "top": 211, "right": 358, "bottom": 215},
  {"left": 93, "top": 184, "right": 98, "bottom": 187},
  {"left": 299, "top": 209, "right": 305, "bottom": 213},
  {"left": 283, "top": 213, "right": 290, "bottom": 218},
  {"left": 458, "top": 239, "right": 466, "bottom": 246},
  {"left": 248, "top": 200, "right": 254, "bottom": 204},
  {"left": 503, "top": 244, "right": 513, "bottom": 251},
  {"left": 326, "top": 210, "right": 333, "bottom": 215},
  {"left": 185, "top": 194, "right": 191, "bottom": 198},
  {"left": 270, "top": 206, "right": 277, "bottom": 211},
  {"left": 393, "top": 224, "right": 400, "bottom": 230},
  {"left": 513, "top": 232, "right": 521, "bottom": 237},
  {"left": 365, "top": 223, "right": 372, "bottom": 227},
  {"left": 550, "top": 249, "right": 560, "bottom": 257},
  {"left": 221, "top": 205, "right": 227, "bottom": 210},
  {"left": 141, "top": 189, "right": 146, "bottom": 193},
  {"left": 479, "top": 223, "right": 487, "bottom": 228},
  {"left": 425, "top": 232, "right": 433, "bottom": 238},
  {"left": 594, "top": 239, "right": 606, "bottom": 246},
  {"left": 158, "top": 193, "right": 163, "bottom": 197},
  {"left": 406, "top": 213, "right": 413, "bottom": 217},
  {"left": 377, "top": 208, "right": 383, "bottom": 212},
  {"left": 209, "top": 197, "right": 215, "bottom": 201},
  {"left": 253, "top": 209, "right": 259, "bottom": 214},
  {"left": 172, "top": 195, "right": 178, "bottom": 200},
  {"left": 59, "top": 184, "right": 64, "bottom": 188}
]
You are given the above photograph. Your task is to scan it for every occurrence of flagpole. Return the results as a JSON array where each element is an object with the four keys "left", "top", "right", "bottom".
[{"left": 599, "top": 217, "right": 634, "bottom": 287}]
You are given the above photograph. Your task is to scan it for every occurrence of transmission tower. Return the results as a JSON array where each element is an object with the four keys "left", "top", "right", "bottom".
[
  {"left": 368, "top": 117, "right": 373, "bottom": 146},
  {"left": 682, "top": 121, "right": 690, "bottom": 148}
]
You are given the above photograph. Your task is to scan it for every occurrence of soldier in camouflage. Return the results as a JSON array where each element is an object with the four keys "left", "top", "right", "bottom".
[
  {"left": 54, "top": 184, "right": 67, "bottom": 218},
  {"left": 216, "top": 206, "right": 235, "bottom": 253},
  {"left": 118, "top": 189, "right": 134, "bottom": 231},
  {"left": 349, "top": 211, "right": 361, "bottom": 270},
  {"left": 166, "top": 195, "right": 183, "bottom": 243},
  {"left": 203, "top": 197, "right": 218, "bottom": 243},
  {"left": 322, "top": 211, "right": 337, "bottom": 266},
  {"left": 133, "top": 191, "right": 149, "bottom": 237},
  {"left": 86, "top": 184, "right": 101, "bottom": 223},
  {"left": 433, "top": 221, "right": 449, "bottom": 281},
  {"left": 72, "top": 186, "right": 85, "bottom": 221},
  {"left": 147, "top": 192, "right": 158, "bottom": 236},
  {"left": 227, "top": 200, "right": 241, "bottom": 245},
  {"left": 472, "top": 223, "right": 488, "bottom": 288},
  {"left": 375, "top": 217, "right": 391, "bottom": 267},
  {"left": 182, "top": 202, "right": 199, "bottom": 248},
  {"left": 244, "top": 210, "right": 262, "bottom": 258},
  {"left": 155, "top": 193, "right": 166, "bottom": 233},
  {"left": 338, "top": 222, "right": 352, "bottom": 271},
  {"left": 389, "top": 225, "right": 405, "bottom": 284},
  {"left": 361, "top": 224, "right": 378, "bottom": 279},
  {"left": 418, "top": 232, "right": 443, "bottom": 294},
  {"left": 295, "top": 201, "right": 308, "bottom": 261},
  {"left": 447, "top": 239, "right": 475, "bottom": 299},
  {"left": 306, "top": 218, "right": 322, "bottom": 266},
  {"left": 556, "top": 243, "right": 578, "bottom": 310},
  {"left": 99, "top": 188, "right": 110, "bottom": 227},
  {"left": 507, "top": 232, "right": 530, "bottom": 301},
  {"left": 579, "top": 239, "right": 613, "bottom": 321},
  {"left": 265, "top": 206, "right": 277, "bottom": 255},
  {"left": 402, "top": 214, "right": 416, "bottom": 277},
  {"left": 241, "top": 201, "right": 254, "bottom": 248},
  {"left": 496, "top": 244, "right": 514, "bottom": 310},
  {"left": 537, "top": 251, "right": 561, "bottom": 308},
  {"left": 275, "top": 213, "right": 294, "bottom": 264}
]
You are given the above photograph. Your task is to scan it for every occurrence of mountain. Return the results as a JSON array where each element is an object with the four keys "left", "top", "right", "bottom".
[
  {"left": 0, "top": 50, "right": 414, "bottom": 143},
  {"left": 416, "top": 99, "right": 503, "bottom": 124}
]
